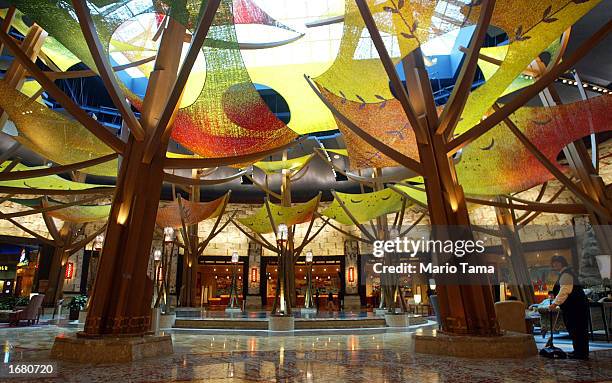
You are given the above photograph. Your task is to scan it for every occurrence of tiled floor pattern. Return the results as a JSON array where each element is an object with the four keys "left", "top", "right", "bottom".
[{"left": 0, "top": 325, "right": 611, "bottom": 382}]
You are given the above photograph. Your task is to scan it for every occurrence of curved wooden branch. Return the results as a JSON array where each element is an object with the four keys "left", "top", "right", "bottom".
[
  {"left": 354, "top": 0, "right": 425, "bottom": 140},
  {"left": 472, "top": 225, "right": 503, "bottom": 238},
  {"left": 465, "top": 196, "right": 586, "bottom": 214},
  {"left": 230, "top": 218, "right": 277, "bottom": 252},
  {"left": 306, "top": 75, "right": 423, "bottom": 175},
  {"left": 197, "top": 192, "right": 231, "bottom": 251},
  {"left": 295, "top": 219, "right": 328, "bottom": 257},
  {"left": 0, "top": 29, "right": 125, "bottom": 154},
  {"left": 163, "top": 169, "right": 246, "bottom": 186},
  {"left": 330, "top": 189, "right": 376, "bottom": 242},
  {"left": 316, "top": 215, "right": 372, "bottom": 244},
  {"left": 143, "top": 0, "right": 222, "bottom": 163},
  {"left": 0, "top": 154, "right": 118, "bottom": 181},
  {"left": 245, "top": 174, "right": 282, "bottom": 200},
  {"left": 72, "top": 0, "right": 145, "bottom": 141},
  {"left": 4, "top": 217, "right": 54, "bottom": 246},
  {"left": 164, "top": 136, "right": 307, "bottom": 169},
  {"left": 448, "top": 20, "right": 612, "bottom": 155},
  {"left": 0, "top": 186, "right": 114, "bottom": 196},
  {"left": 398, "top": 212, "right": 426, "bottom": 238},
  {"left": 295, "top": 192, "right": 322, "bottom": 253},
  {"left": 387, "top": 184, "right": 428, "bottom": 210},
  {"left": 1, "top": 195, "right": 103, "bottom": 219},
  {"left": 46, "top": 56, "right": 156, "bottom": 80},
  {"left": 66, "top": 223, "right": 107, "bottom": 255},
  {"left": 517, "top": 186, "right": 567, "bottom": 227},
  {"left": 491, "top": 104, "right": 610, "bottom": 220},
  {"left": 437, "top": 0, "right": 496, "bottom": 136}
]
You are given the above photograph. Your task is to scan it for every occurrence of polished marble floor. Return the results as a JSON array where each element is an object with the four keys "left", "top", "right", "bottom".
[{"left": 0, "top": 325, "right": 611, "bottom": 382}]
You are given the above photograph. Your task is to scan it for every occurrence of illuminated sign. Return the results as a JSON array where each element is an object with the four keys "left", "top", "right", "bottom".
[
  {"left": 65, "top": 262, "right": 74, "bottom": 279},
  {"left": 348, "top": 267, "right": 355, "bottom": 283},
  {"left": 251, "top": 268, "right": 258, "bottom": 283},
  {"left": 0, "top": 265, "right": 8, "bottom": 271}
]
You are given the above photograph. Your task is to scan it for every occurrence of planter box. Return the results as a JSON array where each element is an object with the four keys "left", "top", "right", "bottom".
[
  {"left": 384, "top": 313, "right": 410, "bottom": 327},
  {"left": 159, "top": 313, "right": 176, "bottom": 329},
  {"left": 78, "top": 310, "right": 88, "bottom": 324},
  {"left": 268, "top": 316, "right": 294, "bottom": 331}
]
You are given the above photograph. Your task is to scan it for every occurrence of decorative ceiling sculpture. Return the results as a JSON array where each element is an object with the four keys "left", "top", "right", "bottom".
[
  {"left": 322, "top": 185, "right": 425, "bottom": 226},
  {"left": 6, "top": 0, "right": 297, "bottom": 162},
  {"left": 458, "top": 94, "right": 612, "bottom": 195},
  {"left": 0, "top": 162, "right": 113, "bottom": 191},
  {"left": 311, "top": 0, "right": 606, "bottom": 196},
  {"left": 253, "top": 153, "right": 314, "bottom": 174},
  {"left": 237, "top": 195, "right": 320, "bottom": 234},
  {"left": 0, "top": 80, "right": 118, "bottom": 177},
  {"left": 10, "top": 197, "right": 111, "bottom": 223},
  {"left": 171, "top": 0, "right": 297, "bottom": 158},
  {"left": 156, "top": 193, "right": 229, "bottom": 228}
]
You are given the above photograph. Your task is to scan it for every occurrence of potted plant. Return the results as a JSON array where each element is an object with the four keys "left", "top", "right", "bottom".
[{"left": 68, "top": 295, "right": 87, "bottom": 321}]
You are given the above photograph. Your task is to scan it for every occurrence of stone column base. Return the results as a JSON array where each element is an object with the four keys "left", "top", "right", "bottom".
[
  {"left": 343, "top": 295, "right": 361, "bottom": 311},
  {"left": 51, "top": 334, "right": 173, "bottom": 363},
  {"left": 245, "top": 295, "right": 261, "bottom": 310},
  {"left": 413, "top": 331, "right": 537, "bottom": 358},
  {"left": 268, "top": 316, "right": 294, "bottom": 331},
  {"left": 385, "top": 313, "right": 428, "bottom": 327}
]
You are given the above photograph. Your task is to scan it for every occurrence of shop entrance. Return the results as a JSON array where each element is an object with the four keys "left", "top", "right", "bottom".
[
  {"left": 195, "top": 259, "right": 247, "bottom": 309},
  {"left": 263, "top": 256, "right": 344, "bottom": 310}
]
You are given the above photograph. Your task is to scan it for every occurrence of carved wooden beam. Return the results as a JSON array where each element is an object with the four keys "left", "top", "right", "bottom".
[
  {"left": 492, "top": 104, "right": 611, "bottom": 220},
  {"left": 143, "top": 0, "right": 222, "bottom": 163},
  {"left": 448, "top": 20, "right": 612, "bottom": 155},
  {"left": 331, "top": 189, "right": 376, "bottom": 242},
  {"left": 0, "top": 186, "right": 114, "bottom": 196},
  {"left": 466, "top": 195, "right": 586, "bottom": 214},
  {"left": 0, "top": 194, "right": 103, "bottom": 219},
  {"left": 164, "top": 137, "right": 306, "bottom": 169},
  {"left": 45, "top": 56, "right": 156, "bottom": 80},
  {"left": 4, "top": 217, "right": 54, "bottom": 246},
  {"left": 66, "top": 223, "right": 108, "bottom": 255},
  {"left": 0, "top": 28, "right": 126, "bottom": 154},
  {"left": 72, "top": 0, "right": 145, "bottom": 141},
  {"left": 438, "top": 0, "right": 496, "bottom": 136},
  {"left": 306, "top": 75, "right": 423, "bottom": 174},
  {"left": 0, "top": 154, "right": 118, "bottom": 181},
  {"left": 354, "top": 0, "right": 425, "bottom": 139},
  {"left": 163, "top": 169, "right": 246, "bottom": 186}
]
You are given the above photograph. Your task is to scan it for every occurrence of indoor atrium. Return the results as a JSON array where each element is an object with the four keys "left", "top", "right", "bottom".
[{"left": 0, "top": 0, "right": 610, "bottom": 382}]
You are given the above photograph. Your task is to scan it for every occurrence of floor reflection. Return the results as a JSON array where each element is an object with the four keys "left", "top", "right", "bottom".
[{"left": 0, "top": 325, "right": 610, "bottom": 382}]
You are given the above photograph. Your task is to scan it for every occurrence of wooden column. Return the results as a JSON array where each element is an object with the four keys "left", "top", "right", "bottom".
[
  {"left": 280, "top": 151, "right": 297, "bottom": 308},
  {"left": 83, "top": 19, "right": 186, "bottom": 336},
  {"left": 43, "top": 225, "right": 75, "bottom": 306},
  {"left": 404, "top": 49, "right": 499, "bottom": 335},
  {"left": 494, "top": 196, "right": 535, "bottom": 306},
  {"left": 0, "top": 24, "right": 47, "bottom": 131}
]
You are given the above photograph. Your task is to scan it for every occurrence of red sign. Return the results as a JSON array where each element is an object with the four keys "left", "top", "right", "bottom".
[
  {"left": 348, "top": 267, "right": 355, "bottom": 283},
  {"left": 65, "top": 262, "right": 74, "bottom": 279}
]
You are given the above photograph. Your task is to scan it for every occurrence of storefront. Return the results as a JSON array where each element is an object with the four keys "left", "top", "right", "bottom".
[
  {"left": 0, "top": 244, "right": 40, "bottom": 297},
  {"left": 196, "top": 256, "right": 248, "bottom": 309},
  {"left": 261, "top": 255, "right": 344, "bottom": 309}
]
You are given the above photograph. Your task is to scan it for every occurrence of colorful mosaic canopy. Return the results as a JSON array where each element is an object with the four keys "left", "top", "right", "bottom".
[
  {"left": 237, "top": 195, "right": 320, "bottom": 234},
  {"left": 0, "top": 80, "right": 117, "bottom": 177},
  {"left": 322, "top": 186, "right": 425, "bottom": 226},
  {"left": 457, "top": 94, "right": 612, "bottom": 195},
  {"left": 156, "top": 194, "right": 228, "bottom": 228},
  {"left": 253, "top": 154, "right": 314, "bottom": 174},
  {"left": 0, "top": 162, "right": 113, "bottom": 191},
  {"left": 10, "top": 197, "right": 111, "bottom": 223},
  {"left": 7, "top": 0, "right": 297, "bottom": 160}
]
